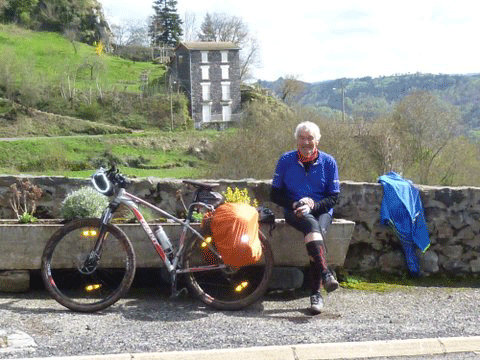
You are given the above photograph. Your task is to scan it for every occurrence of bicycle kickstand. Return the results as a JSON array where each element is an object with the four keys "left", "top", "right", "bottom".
[{"left": 169, "top": 270, "right": 188, "bottom": 299}]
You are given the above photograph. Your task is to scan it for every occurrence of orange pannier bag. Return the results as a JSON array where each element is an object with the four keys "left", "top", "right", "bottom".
[{"left": 210, "top": 202, "right": 263, "bottom": 267}]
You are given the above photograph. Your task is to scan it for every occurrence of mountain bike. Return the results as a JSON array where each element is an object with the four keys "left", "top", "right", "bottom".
[{"left": 41, "top": 166, "right": 274, "bottom": 313}]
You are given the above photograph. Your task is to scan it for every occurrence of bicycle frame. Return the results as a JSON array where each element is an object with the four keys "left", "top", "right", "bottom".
[
  {"left": 42, "top": 166, "right": 274, "bottom": 313},
  {"left": 95, "top": 187, "right": 226, "bottom": 295}
]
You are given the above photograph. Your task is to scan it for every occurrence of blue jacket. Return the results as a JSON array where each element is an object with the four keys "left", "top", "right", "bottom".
[
  {"left": 378, "top": 172, "right": 430, "bottom": 252},
  {"left": 272, "top": 150, "right": 340, "bottom": 215}
]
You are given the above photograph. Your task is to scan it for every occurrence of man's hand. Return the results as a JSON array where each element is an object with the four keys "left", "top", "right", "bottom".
[
  {"left": 299, "top": 197, "right": 314, "bottom": 208},
  {"left": 294, "top": 204, "right": 311, "bottom": 216},
  {"left": 293, "top": 197, "right": 314, "bottom": 217}
]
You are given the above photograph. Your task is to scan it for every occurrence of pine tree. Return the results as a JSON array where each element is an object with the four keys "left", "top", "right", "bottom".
[
  {"left": 198, "top": 13, "right": 216, "bottom": 41},
  {"left": 149, "top": 0, "right": 183, "bottom": 47}
]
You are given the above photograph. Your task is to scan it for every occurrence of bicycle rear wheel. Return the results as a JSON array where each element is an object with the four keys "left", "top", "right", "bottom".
[
  {"left": 41, "top": 219, "right": 136, "bottom": 312},
  {"left": 184, "top": 231, "right": 274, "bottom": 310}
]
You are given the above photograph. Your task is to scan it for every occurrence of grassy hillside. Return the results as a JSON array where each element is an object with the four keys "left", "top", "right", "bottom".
[
  {"left": 0, "top": 24, "right": 212, "bottom": 179},
  {"left": 0, "top": 129, "right": 224, "bottom": 178},
  {"left": 0, "top": 24, "right": 164, "bottom": 93},
  {"left": 0, "top": 24, "right": 190, "bottom": 131}
]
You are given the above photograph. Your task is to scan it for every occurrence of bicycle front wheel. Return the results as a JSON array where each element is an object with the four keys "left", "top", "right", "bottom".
[
  {"left": 41, "top": 219, "right": 136, "bottom": 312},
  {"left": 184, "top": 231, "right": 274, "bottom": 310}
]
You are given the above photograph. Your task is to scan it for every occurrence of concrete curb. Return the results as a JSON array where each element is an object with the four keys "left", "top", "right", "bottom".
[{"left": 18, "top": 336, "right": 480, "bottom": 360}]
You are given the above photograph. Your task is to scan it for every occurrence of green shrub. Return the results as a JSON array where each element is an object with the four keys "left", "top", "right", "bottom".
[
  {"left": 120, "top": 114, "right": 149, "bottom": 130},
  {"left": 75, "top": 102, "right": 101, "bottom": 121},
  {"left": 60, "top": 186, "right": 109, "bottom": 220},
  {"left": 0, "top": 99, "right": 14, "bottom": 115}
]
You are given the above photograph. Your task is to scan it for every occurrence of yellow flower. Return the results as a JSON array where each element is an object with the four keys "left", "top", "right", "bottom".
[{"left": 222, "top": 186, "right": 258, "bottom": 207}]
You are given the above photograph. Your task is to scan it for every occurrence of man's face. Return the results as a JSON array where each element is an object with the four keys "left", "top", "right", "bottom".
[{"left": 296, "top": 129, "right": 318, "bottom": 157}]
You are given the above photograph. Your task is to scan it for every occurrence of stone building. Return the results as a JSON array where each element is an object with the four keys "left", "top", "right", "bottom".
[{"left": 171, "top": 42, "right": 241, "bottom": 129}]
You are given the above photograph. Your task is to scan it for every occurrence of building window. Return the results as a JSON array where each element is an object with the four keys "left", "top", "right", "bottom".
[
  {"left": 201, "top": 51, "right": 209, "bottom": 63},
  {"left": 222, "top": 104, "right": 231, "bottom": 122},
  {"left": 221, "top": 65, "right": 229, "bottom": 80},
  {"left": 202, "top": 82, "right": 211, "bottom": 101},
  {"left": 221, "top": 51, "right": 228, "bottom": 63},
  {"left": 201, "top": 65, "right": 210, "bottom": 80},
  {"left": 202, "top": 104, "right": 211, "bottom": 122},
  {"left": 221, "top": 82, "right": 231, "bottom": 101}
]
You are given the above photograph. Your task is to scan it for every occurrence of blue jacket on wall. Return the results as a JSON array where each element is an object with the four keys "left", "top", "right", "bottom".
[{"left": 378, "top": 172, "right": 430, "bottom": 275}]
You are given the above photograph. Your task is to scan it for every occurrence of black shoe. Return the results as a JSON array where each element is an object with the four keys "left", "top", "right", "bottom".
[
  {"left": 310, "top": 292, "right": 323, "bottom": 315},
  {"left": 322, "top": 272, "right": 339, "bottom": 293}
]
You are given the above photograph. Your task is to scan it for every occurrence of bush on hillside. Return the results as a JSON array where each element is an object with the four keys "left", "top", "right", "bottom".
[{"left": 76, "top": 102, "right": 102, "bottom": 121}]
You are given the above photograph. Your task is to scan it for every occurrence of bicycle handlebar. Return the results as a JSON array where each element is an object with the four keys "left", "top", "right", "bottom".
[{"left": 91, "top": 166, "right": 129, "bottom": 196}]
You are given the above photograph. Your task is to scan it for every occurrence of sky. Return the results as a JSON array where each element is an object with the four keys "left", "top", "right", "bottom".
[{"left": 99, "top": 0, "right": 480, "bottom": 83}]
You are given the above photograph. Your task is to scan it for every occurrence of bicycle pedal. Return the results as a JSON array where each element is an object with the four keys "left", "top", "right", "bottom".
[{"left": 170, "top": 287, "right": 189, "bottom": 299}]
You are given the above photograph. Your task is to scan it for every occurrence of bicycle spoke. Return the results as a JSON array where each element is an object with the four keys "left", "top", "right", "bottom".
[
  {"left": 184, "top": 231, "right": 273, "bottom": 310},
  {"left": 42, "top": 219, "right": 135, "bottom": 312}
]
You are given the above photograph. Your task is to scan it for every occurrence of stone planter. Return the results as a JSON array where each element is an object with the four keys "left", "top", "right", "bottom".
[
  {"left": 267, "top": 218, "right": 355, "bottom": 267},
  {"left": 0, "top": 218, "right": 355, "bottom": 270},
  {"left": 0, "top": 218, "right": 355, "bottom": 291}
]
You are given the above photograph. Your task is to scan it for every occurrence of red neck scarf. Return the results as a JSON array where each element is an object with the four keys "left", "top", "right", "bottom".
[{"left": 297, "top": 148, "right": 318, "bottom": 163}]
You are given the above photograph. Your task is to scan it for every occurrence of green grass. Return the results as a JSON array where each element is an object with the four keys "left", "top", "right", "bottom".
[
  {"left": 339, "top": 271, "right": 480, "bottom": 292},
  {"left": 0, "top": 131, "right": 219, "bottom": 178},
  {"left": 0, "top": 24, "right": 164, "bottom": 92}
]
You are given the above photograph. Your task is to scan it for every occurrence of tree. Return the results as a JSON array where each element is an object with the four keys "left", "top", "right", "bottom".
[
  {"left": 124, "top": 20, "right": 150, "bottom": 47},
  {"left": 392, "top": 91, "right": 462, "bottom": 184},
  {"left": 0, "top": 0, "right": 5, "bottom": 17},
  {"left": 109, "top": 19, "right": 151, "bottom": 62},
  {"left": 2, "top": 0, "right": 38, "bottom": 24},
  {"left": 352, "top": 94, "right": 391, "bottom": 121},
  {"left": 182, "top": 10, "right": 197, "bottom": 41},
  {"left": 280, "top": 75, "right": 305, "bottom": 105},
  {"left": 239, "top": 36, "right": 260, "bottom": 81},
  {"left": 149, "top": 0, "right": 182, "bottom": 47},
  {"left": 197, "top": 13, "right": 259, "bottom": 81},
  {"left": 2, "top": 0, "right": 111, "bottom": 45},
  {"left": 198, "top": 13, "right": 248, "bottom": 43}
]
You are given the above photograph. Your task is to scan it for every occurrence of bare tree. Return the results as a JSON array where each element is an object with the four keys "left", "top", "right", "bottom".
[
  {"left": 280, "top": 75, "right": 305, "bottom": 104},
  {"left": 199, "top": 13, "right": 248, "bottom": 43},
  {"left": 125, "top": 21, "right": 150, "bottom": 47},
  {"left": 110, "top": 23, "right": 129, "bottom": 46},
  {"left": 182, "top": 11, "right": 198, "bottom": 41},
  {"left": 198, "top": 12, "right": 260, "bottom": 81},
  {"left": 392, "top": 90, "right": 461, "bottom": 184},
  {"left": 111, "top": 19, "right": 150, "bottom": 47},
  {"left": 0, "top": 0, "right": 7, "bottom": 16},
  {"left": 239, "top": 36, "right": 260, "bottom": 81}
]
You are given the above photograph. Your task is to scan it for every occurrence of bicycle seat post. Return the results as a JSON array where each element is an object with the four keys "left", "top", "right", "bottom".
[{"left": 182, "top": 180, "right": 221, "bottom": 217}]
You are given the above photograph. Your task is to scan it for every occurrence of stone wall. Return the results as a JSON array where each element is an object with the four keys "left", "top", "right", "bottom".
[{"left": 1, "top": 176, "right": 479, "bottom": 276}]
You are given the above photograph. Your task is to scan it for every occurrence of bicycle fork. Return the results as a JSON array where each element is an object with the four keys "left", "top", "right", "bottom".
[{"left": 80, "top": 206, "right": 114, "bottom": 274}]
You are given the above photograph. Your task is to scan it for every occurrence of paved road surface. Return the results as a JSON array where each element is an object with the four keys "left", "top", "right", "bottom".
[{"left": 1, "top": 280, "right": 479, "bottom": 359}]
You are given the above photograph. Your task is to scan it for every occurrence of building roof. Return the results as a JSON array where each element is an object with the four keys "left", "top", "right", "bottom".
[{"left": 178, "top": 41, "right": 240, "bottom": 51}]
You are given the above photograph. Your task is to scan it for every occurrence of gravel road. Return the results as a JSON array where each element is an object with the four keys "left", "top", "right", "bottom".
[{"left": 1, "top": 281, "right": 479, "bottom": 359}]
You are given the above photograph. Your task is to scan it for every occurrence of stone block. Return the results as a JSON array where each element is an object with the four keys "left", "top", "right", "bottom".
[
  {"left": 470, "top": 258, "right": 480, "bottom": 273},
  {"left": 421, "top": 250, "right": 439, "bottom": 273},
  {"left": 268, "top": 267, "right": 304, "bottom": 290},
  {"left": 0, "top": 270, "right": 30, "bottom": 292},
  {"left": 379, "top": 251, "right": 406, "bottom": 272}
]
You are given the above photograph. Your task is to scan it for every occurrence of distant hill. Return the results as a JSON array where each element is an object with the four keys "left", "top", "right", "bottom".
[{"left": 258, "top": 73, "right": 480, "bottom": 130}]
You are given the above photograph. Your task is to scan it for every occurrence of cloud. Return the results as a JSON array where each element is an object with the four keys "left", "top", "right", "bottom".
[{"left": 99, "top": 0, "right": 480, "bottom": 82}]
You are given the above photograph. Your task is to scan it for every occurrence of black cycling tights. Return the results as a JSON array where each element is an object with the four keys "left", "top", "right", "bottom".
[{"left": 306, "top": 240, "right": 328, "bottom": 294}]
